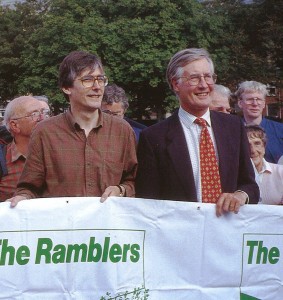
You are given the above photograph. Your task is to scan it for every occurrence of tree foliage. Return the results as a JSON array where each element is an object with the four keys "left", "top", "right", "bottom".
[{"left": 0, "top": 0, "right": 282, "bottom": 117}]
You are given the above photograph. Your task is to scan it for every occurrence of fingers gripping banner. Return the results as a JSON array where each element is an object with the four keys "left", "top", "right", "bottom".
[{"left": 0, "top": 197, "right": 282, "bottom": 299}]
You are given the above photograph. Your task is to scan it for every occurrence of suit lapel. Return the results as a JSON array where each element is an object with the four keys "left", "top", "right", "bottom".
[
  {"left": 166, "top": 113, "right": 197, "bottom": 200},
  {"left": 210, "top": 111, "right": 228, "bottom": 183}
]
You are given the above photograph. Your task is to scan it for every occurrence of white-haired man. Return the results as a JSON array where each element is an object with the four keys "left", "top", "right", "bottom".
[
  {"left": 236, "top": 80, "right": 283, "bottom": 163},
  {"left": 0, "top": 96, "right": 46, "bottom": 200}
]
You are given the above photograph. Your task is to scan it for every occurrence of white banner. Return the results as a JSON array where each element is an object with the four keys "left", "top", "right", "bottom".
[{"left": 0, "top": 197, "right": 282, "bottom": 300}]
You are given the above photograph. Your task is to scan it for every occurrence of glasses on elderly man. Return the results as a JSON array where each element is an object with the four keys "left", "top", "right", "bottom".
[
  {"left": 78, "top": 75, "right": 108, "bottom": 88},
  {"left": 243, "top": 97, "right": 265, "bottom": 104},
  {"left": 178, "top": 73, "right": 217, "bottom": 86},
  {"left": 12, "top": 110, "right": 49, "bottom": 122},
  {"left": 102, "top": 109, "right": 124, "bottom": 117}
]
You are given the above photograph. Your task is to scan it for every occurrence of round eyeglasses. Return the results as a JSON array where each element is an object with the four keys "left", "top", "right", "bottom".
[
  {"left": 178, "top": 73, "right": 217, "bottom": 86},
  {"left": 78, "top": 75, "right": 108, "bottom": 88}
]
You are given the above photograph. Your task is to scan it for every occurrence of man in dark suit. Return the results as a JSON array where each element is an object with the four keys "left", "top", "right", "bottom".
[{"left": 136, "top": 48, "right": 259, "bottom": 216}]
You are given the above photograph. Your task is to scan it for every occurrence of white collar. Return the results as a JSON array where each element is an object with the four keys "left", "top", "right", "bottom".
[
  {"left": 178, "top": 107, "right": 211, "bottom": 128},
  {"left": 251, "top": 158, "right": 272, "bottom": 174}
]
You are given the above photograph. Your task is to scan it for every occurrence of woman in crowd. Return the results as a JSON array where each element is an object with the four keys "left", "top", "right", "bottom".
[{"left": 246, "top": 125, "right": 283, "bottom": 205}]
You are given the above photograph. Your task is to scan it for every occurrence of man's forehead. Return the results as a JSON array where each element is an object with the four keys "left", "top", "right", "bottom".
[
  {"left": 17, "top": 98, "right": 41, "bottom": 111},
  {"left": 80, "top": 67, "right": 103, "bottom": 76},
  {"left": 183, "top": 58, "right": 212, "bottom": 73},
  {"left": 24, "top": 103, "right": 42, "bottom": 114},
  {"left": 241, "top": 91, "right": 264, "bottom": 98}
]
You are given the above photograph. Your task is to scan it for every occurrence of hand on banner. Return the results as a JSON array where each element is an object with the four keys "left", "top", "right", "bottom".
[
  {"left": 100, "top": 185, "right": 125, "bottom": 203},
  {"left": 216, "top": 191, "right": 247, "bottom": 217},
  {"left": 6, "top": 195, "right": 29, "bottom": 208}
]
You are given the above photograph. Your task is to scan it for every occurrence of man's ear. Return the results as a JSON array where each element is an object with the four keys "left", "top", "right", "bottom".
[
  {"left": 62, "top": 87, "right": 71, "bottom": 95},
  {"left": 237, "top": 100, "right": 243, "bottom": 109},
  {"left": 171, "top": 79, "right": 180, "bottom": 93},
  {"left": 9, "top": 120, "right": 20, "bottom": 134}
]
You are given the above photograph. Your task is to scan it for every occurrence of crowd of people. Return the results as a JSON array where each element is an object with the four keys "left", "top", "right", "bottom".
[{"left": 0, "top": 48, "right": 282, "bottom": 210}]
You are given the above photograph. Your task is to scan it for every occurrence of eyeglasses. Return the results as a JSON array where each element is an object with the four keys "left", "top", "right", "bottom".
[
  {"left": 102, "top": 109, "right": 124, "bottom": 117},
  {"left": 178, "top": 73, "right": 217, "bottom": 86},
  {"left": 243, "top": 97, "right": 265, "bottom": 104},
  {"left": 78, "top": 75, "right": 108, "bottom": 88},
  {"left": 12, "top": 111, "right": 44, "bottom": 122}
]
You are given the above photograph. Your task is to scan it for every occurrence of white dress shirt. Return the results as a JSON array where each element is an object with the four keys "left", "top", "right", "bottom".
[
  {"left": 178, "top": 107, "right": 219, "bottom": 202},
  {"left": 278, "top": 155, "right": 283, "bottom": 165},
  {"left": 252, "top": 158, "right": 283, "bottom": 205}
]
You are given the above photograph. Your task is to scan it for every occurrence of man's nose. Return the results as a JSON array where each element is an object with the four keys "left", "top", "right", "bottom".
[
  {"left": 92, "top": 79, "right": 101, "bottom": 88},
  {"left": 249, "top": 144, "right": 256, "bottom": 154},
  {"left": 198, "top": 76, "right": 209, "bottom": 87},
  {"left": 38, "top": 114, "right": 44, "bottom": 121}
]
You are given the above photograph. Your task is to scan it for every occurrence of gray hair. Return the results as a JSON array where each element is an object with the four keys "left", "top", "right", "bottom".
[
  {"left": 33, "top": 95, "right": 49, "bottom": 103},
  {"left": 235, "top": 81, "right": 268, "bottom": 100},
  {"left": 102, "top": 84, "right": 129, "bottom": 111},
  {"left": 4, "top": 96, "right": 33, "bottom": 131},
  {"left": 213, "top": 84, "right": 231, "bottom": 99},
  {"left": 166, "top": 48, "right": 214, "bottom": 91}
]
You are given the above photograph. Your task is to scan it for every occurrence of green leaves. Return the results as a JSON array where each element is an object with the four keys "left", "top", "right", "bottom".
[{"left": 0, "top": 0, "right": 280, "bottom": 118}]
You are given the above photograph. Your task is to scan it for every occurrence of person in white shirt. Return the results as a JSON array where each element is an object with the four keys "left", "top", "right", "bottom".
[
  {"left": 278, "top": 155, "right": 283, "bottom": 165},
  {"left": 246, "top": 125, "right": 283, "bottom": 205}
]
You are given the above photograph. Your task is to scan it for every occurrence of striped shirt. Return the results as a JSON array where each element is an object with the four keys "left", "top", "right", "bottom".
[{"left": 15, "top": 109, "right": 137, "bottom": 198}]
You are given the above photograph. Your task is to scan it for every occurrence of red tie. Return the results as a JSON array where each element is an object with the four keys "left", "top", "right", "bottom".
[{"left": 195, "top": 118, "right": 222, "bottom": 203}]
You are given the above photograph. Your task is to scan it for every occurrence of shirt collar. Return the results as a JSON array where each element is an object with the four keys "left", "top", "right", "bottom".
[
  {"left": 251, "top": 158, "right": 272, "bottom": 174},
  {"left": 261, "top": 158, "right": 272, "bottom": 173},
  {"left": 10, "top": 140, "right": 26, "bottom": 162},
  {"left": 65, "top": 108, "right": 103, "bottom": 131},
  {"left": 178, "top": 107, "right": 211, "bottom": 128}
]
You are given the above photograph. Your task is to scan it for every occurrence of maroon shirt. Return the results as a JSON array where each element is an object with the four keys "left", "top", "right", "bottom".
[{"left": 16, "top": 109, "right": 137, "bottom": 198}]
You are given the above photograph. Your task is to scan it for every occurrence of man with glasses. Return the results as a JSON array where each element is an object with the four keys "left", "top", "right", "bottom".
[
  {"left": 236, "top": 80, "right": 283, "bottom": 163},
  {"left": 0, "top": 95, "right": 50, "bottom": 144},
  {"left": 0, "top": 96, "right": 46, "bottom": 201},
  {"left": 101, "top": 84, "right": 147, "bottom": 141},
  {"left": 136, "top": 48, "right": 259, "bottom": 216},
  {"left": 6, "top": 51, "right": 137, "bottom": 206}
]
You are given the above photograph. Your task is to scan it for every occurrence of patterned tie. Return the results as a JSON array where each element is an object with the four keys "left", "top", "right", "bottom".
[{"left": 194, "top": 118, "right": 222, "bottom": 203}]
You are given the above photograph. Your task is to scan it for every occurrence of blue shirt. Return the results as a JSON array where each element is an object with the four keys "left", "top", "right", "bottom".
[
  {"left": 124, "top": 117, "right": 147, "bottom": 141},
  {"left": 260, "top": 117, "right": 283, "bottom": 163}
]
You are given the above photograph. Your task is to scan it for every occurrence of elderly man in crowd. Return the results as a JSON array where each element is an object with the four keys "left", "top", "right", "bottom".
[
  {"left": 0, "top": 95, "right": 50, "bottom": 144},
  {"left": 136, "top": 48, "right": 259, "bottom": 216},
  {"left": 0, "top": 96, "right": 46, "bottom": 201},
  {"left": 246, "top": 125, "right": 283, "bottom": 205},
  {"left": 209, "top": 84, "right": 233, "bottom": 114},
  {"left": 7, "top": 51, "right": 137, "bottom": 206},
  {"left": 236, "top": 81, "right": 283, "bottom": 163}
]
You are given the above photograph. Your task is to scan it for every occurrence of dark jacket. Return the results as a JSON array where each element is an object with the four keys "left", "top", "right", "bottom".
[{"left": 136, "top": 110, "right": 259, "bottom": 203}]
